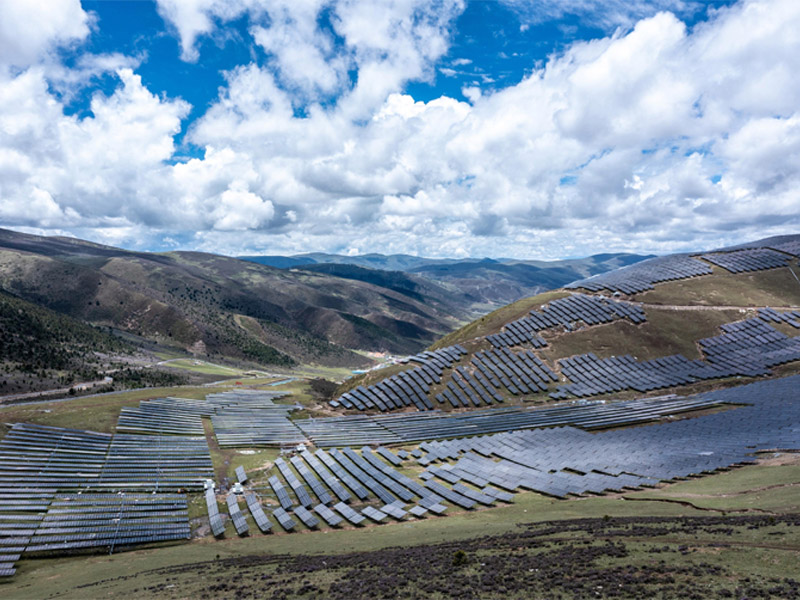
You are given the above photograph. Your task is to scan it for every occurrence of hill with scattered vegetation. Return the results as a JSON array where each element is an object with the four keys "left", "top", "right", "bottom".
[
  {"left": 334, "top": 235, "right": 800, "bottom": 410},
  {"left": 0, "top": 228, "right": 479, "bottom": 375}
]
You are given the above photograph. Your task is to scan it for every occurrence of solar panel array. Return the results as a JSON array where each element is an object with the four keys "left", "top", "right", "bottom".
[
  {"left": 464, "top": 349, "right": 557, "bottom": 400},
  {"left": 769, "top": 239, "right": 800, "bottom": 257},
  {"left": 488, "top": 293, "right": 646, "bottom": 349},
  {"left": 6, "top": 375, "right": 796, "bottom": 569},
  {"left": 0, "top": 414, "right": 213, "bottom": 575},
  {"left": 701, "top": 248, "right": 790, "bottom": 273},
  {"left": 698, "top": 318, "right": 800, "bottom": 377},
  {"left": 551, "top": 317, "right": 800, "bottom": 399},
  {"left": 758, "top": 307, "right": 800, "bottom": 328},
  {"left": 226, "top": 494, "right": 249, "bottom": 536},
  {"left": 566, "top": 254, "right": 713, "bottom": 294},
  {"left": 26, "top": 493, "right": 190, "bottom": 554},
  {"left": 294, "top": 394, "right": 722, "bottom": 448},
  {"left": 702, "top": 248, "right": 789, "bottom": 273},
  {"left": 333, "top": 345, "right": 467, "bottom": 411},
  {"left": 244, "top": 491, "right": 272, "bottom": 533},
  {"left": 0, "top": 513, "right": 42, "bottom": 577},
  {"left": 208, "top": 393, "right": 305, "bottom": 447},
  {"left": 0, "top": 424, "right": 110, "bottom": 493},
  {"left": 99, "top": 434, "right": 213, "bottom": 491},
  {"left": 418, "top": 375, "right": 800, "bottom": 498},
  {"left": 550, "top": 353, "right": 722, "bottom": 399},
  {"left": 116, "top": 405, "right": 204, "bottom": 436},
  {"left": 116, "top": 391, "right": 301, "bottom": 448}
]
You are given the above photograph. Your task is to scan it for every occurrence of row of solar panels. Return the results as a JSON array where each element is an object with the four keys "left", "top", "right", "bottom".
[
  {"left": 0, "top": 425, "right": 213, "bottom": 500},
  {"left": 759, "top": 307, "right": 800, "bottom": 327},
  {"left": 567, "top": 254, "right": 713, "bottom": 294},
  {"left": 116, "top": 406, "right": 205, "bottom": 436},
  {"left": 334, "top": 344, "right": 561, "bottom": 413},
  {"left": 568, "top": 239, "right": 800, "bottom": 295},
  {"left": 699, "top": 317, "right": 800, "bottom": 377},
  {"left": 330, "top": 296, "right": 648, "bottom": 413},
  {"left": 281, "top": 394, "right": 724, "bottom": 448},
  {"left": 333, "top": 345, "right": 468, "bottom": 412},
  {"left": 701, "top": 248, "right": 790, "bottom": 273}
]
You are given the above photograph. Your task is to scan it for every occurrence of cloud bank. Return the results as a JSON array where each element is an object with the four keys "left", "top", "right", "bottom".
[{"left": 0, "top": 0, "right": 798, "bottom": 258}]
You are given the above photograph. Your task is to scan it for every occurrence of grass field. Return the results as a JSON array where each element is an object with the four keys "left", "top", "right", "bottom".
[
  {"left": 160, "top": 359, "right": 247, "bottom": 376},
  {"left": 541, "top": 307, "right": 744, "bottom": 362},
  {"left": 0, "top": 385, "right": 229, "bottom": 435},
  {"left": 429, "top": 290, "right": 571, "bottom": 350}
]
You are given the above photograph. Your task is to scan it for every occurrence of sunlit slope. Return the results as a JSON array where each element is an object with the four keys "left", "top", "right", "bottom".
[
  {"left": 0, "top": 228, "right": 474, "bottom": 368},
  {"left": 333, "top": 236, "right": 800, "bottom": 412}
]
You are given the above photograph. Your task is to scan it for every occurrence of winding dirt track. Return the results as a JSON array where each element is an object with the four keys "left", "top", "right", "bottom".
[{"left": 637, "top": 303, "right": 797, "bottom": 311}]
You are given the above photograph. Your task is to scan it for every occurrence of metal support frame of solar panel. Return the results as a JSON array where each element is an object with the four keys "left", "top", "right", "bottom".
[
  {"left": 700, "top": 248, "right": 790, "bottom": 273},
  {"left": 566, "top": 254, "right": 713, "bottom": 294}
]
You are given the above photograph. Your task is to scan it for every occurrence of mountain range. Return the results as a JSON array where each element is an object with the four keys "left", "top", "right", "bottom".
[{"left": 240, "top": 252, "right": 651, "bottom": 308}]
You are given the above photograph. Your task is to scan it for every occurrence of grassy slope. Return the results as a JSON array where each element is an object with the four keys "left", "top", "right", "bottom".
[
  {"left": 541, "top": 307, "right": 746, "bottom": 362},
  {"left": 634, "top": 263, "right": 800, "bottom": 307},
  {"left": 0, "top": 230, "right": 477, "bottom": 370},
  {"left": 335, "top": 266, "right": 800, "bottom": 410},
  {"left": 429, "top": 290, "right": 570, "bottom": 350}
]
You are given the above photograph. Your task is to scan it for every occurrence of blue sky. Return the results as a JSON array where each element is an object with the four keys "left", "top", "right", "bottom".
[{"left": 1, "top": 0, "right": 798, "bottom": 259}]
